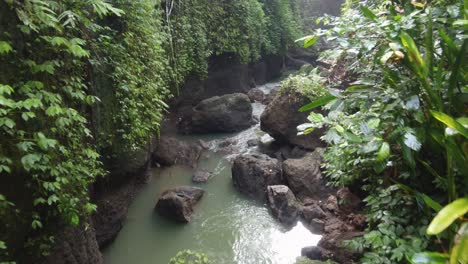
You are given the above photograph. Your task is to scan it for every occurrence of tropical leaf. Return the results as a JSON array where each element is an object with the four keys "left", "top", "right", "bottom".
[
  {"left": 299, "top": 95, "right": 336, "bottom": 112},
  {"left": 411, "top": 252, "right": 449, "bottom": 264},
  {"left": 427, "top": 197, "right": 468, "bottom": 235},
  {"left": 450, "top": 223, "right": 468, "bottom": 264},
  {"left": 377, "top": 142, "right": 390, "bottom": 161},
  {"left": 430, "top": 111, "right": 468, "bottom": 139},
  {"left": 360, "top": 6, "right": 378, "bottom": 21}
]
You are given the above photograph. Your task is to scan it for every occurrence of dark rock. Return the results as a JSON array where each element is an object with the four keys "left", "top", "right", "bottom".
[
  {"left": 318, "top": 228, "right": 363, "bottom": 264},
  {"left": 192, "top": 169, "right": 212, "bottom": 183},
  {"left": 260, "top": 89, "right": 325, "bottom": 150},
  {"left": 247, "top": 139, "right": 259, "bottom": 147},
  {"left": 309, "top": 218, "right": 325, "bottom": 233},
  {"left": 301, "top": 246, "right": 324, "bottom": 260},
  {"left": 178, "top": 93, "right": 253, "bottom": 134},
  {"left": 152, "top": 136, "right": 203, "bottom": 167},
  {"left": 41, "top": 219, "right": 103, "bottom": 264},
  {"left": 302, "top": 203, "right": 327, "bottom": 222},
  {"left": 267, "top": 185, "right": 300, "bottom": 226},
  {"left": 262, "top": 87, "right": 280, "bottom": 105},
  {"left": 325, "top": 195, "right": 339, "bottom": 213},
  {"left": 247, "top": 139, "right": 260, "bottom": 147},
  {"left": 155, "top": 186, "right": 205, "bottom": 223},
  {"left": 347, "top": 213, "right": 367, "bottom": 229},
  {"left": 93, "top": 197, "right": 128, "bottom": 249},
  {"left": 219, "top": 139, "right": 235, "bottom": 148},
  {"left": 336, "top": 187, "right": 362, "bottom": 213},
  {"left": 282, "top": 151, "right": 329, "bottom": 200},
  {"left": 232, "top": 154, "right": 283, "bottom": 200},
  {"left": 247, "top": 88, "right": 265, "bottom": 102},
  {"left": 198, "top": 139, "right": 210, "bottom": 150}
]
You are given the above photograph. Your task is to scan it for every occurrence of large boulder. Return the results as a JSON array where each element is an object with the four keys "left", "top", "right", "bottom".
[
  {"left": 192, "top": 169, "right": 212, "bottom": 183},
  {"left": 282, "top": 151, "right": 329, "bottom": 200},
  {"left": 267, "top": 185, "right": 300, "bottom": 226},
  {"left": 178, "top": 93, "right": 253, "bottom": 134},
  {"left": 232, "top": 154, "right": 283, "bottom": 200},
  {"left": 260, "top": 90, "right": 325, "bottom": 150},
  {"left": 155, "top": 186, "right": 205, "bottom": 223},
  {"left": 152, "top": 136, "right": 203, "bottom": 167},
  {"left": 247, "top": 88, "right": 265, "bottom": 102}
]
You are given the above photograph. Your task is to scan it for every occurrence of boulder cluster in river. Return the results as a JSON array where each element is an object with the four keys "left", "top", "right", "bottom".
[{"left": 150, "top": 82, "right": 366, "bottom": 263}]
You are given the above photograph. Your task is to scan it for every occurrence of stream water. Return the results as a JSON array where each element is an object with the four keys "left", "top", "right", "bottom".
[{"left": 103, "top": 82, "right": 321, "bottom": 264}]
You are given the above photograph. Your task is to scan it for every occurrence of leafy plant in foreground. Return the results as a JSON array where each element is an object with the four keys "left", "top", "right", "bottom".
[{"left": 296, "top": 0, "right": 467, "bottom": 262}]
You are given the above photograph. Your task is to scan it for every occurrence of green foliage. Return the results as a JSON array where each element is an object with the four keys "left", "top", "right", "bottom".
[
  {"left": 280, "top": 66, "right": 330, "bottom": 100},
  {"left": 412, "top": 198, "right": 468, "bottom": 264},
  {"left": 168, "top": 250, "right": 210, "bottom": 264},
  {"left": 0, "top": 0, "right": 302, "bottom": 261},
  {"left": 298, "top": 0, "right": 467, "bottom": 263}
]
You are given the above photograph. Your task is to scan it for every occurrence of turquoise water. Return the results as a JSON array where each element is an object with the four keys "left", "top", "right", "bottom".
[{"left": 103, "top": 152, "right": 321, "bottom": 264}]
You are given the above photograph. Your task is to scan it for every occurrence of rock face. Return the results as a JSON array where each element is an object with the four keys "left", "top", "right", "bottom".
[
  {"left": 231, "top": 154, "right": 283, "bottom": 200},
  {"left": 192, "top": 169, "right": 212, "bottom": 183},
  {"left": 41, "top": 219, "right": 103, "bottom": 264},
  {"left": 178, "top": 93, "right": 253, "bottom": 134},
  {"left": 152, "top": 136, "right": 203, "bottom": 167},
  {"left": 260, "top": 90, "right": 325, "bottom": 150},
  {"left": 282, "top": 151, "right": 329, "bottom": 200},
  {"left": 267, "top": 185, "right": 300, "bottom": 226},
  {"left": 336, "top": 187, "right": 362, "bottom": 213},
  {"left": 155, "top": 186, "right": 205, "bottom": 223}
]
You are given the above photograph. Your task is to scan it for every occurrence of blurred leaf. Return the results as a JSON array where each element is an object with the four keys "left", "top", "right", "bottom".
[{"left": 427, "top": 198, "right": 468, "bottom": 235}]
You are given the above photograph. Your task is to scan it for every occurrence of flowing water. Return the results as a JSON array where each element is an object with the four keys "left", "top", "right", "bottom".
[{"left": 103, "top": 82, "right": 321, "bottom": 264}]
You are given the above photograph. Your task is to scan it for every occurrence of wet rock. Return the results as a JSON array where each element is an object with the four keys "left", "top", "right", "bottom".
[
  {"left": 219, "top": 139, "right": 235, "bottom": 148},
  {"left": 198, "top": 139, "right": 210, "bottom": 150},
  {"left": 247, "top": 88, "right": 265, "bottom": 102},
  {"left": 282, "top": 151, "right": 329, "bottom": 200},
  {"left": 192, "top": 169, "right": 212, "bottom": 183},
  {"left": 152, "top": 136, "right": 203, "bottom": 167},
  {"left": 267, "top": 185, "right": 300, "bottom": 226},
  {"left": 336, "top": 187, "right": 362, "bottom": 213},
  {"left": 155, "top": 186, "right": 205, "bottom": 223},
  {"left": 232, "top": 154, "right": 283, "bottom": 200},
  {"left": 301, "top": 246, "right": 325, "bottom": 260},
  {"left": 178, "top": 93, "right": 253, "bottom": 134},
  {"left": 247, "top": 139, "right": 259, "bottom": 147},
  {"left": 309, "top": 218, "right": 325, "bottom": 233},
  {"left": 260, "top": 89, "right": 325, "bottom": 150}
]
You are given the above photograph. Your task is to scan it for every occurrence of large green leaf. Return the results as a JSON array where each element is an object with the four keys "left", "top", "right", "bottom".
[
  {"left": 299, "top": 95, "right": 336, "bottom": 112},
  {"left": 295, "top": 35, "right": 319, "bottom": 48},
  {"left": 411, "top": 252, "right": 449, "bottom": 264},
  {"left": 427, "top": 197, "right": 468, "bottom": 235},
  {"left": 360, "top": 6, "right": 378, "bottom": 21},
  {"left": 430, "top": 111, "right": 468, "bottom": 139},
  {"left": 377, "top": 142, "right": 390, "bottom": 161},
  {"left": 450, "top": 223, "right": 468, "bottom": 264},
  {"left": 447, "top": 39, "right": 467, "bottom": 105},
  {"left": 400, "top": 31, "right": 428, "bottom": 78}
]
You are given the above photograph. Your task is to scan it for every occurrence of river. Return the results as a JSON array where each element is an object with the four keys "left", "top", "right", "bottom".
[{"left": 103, "top": 82, "right": 321, "bottom": 264}]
